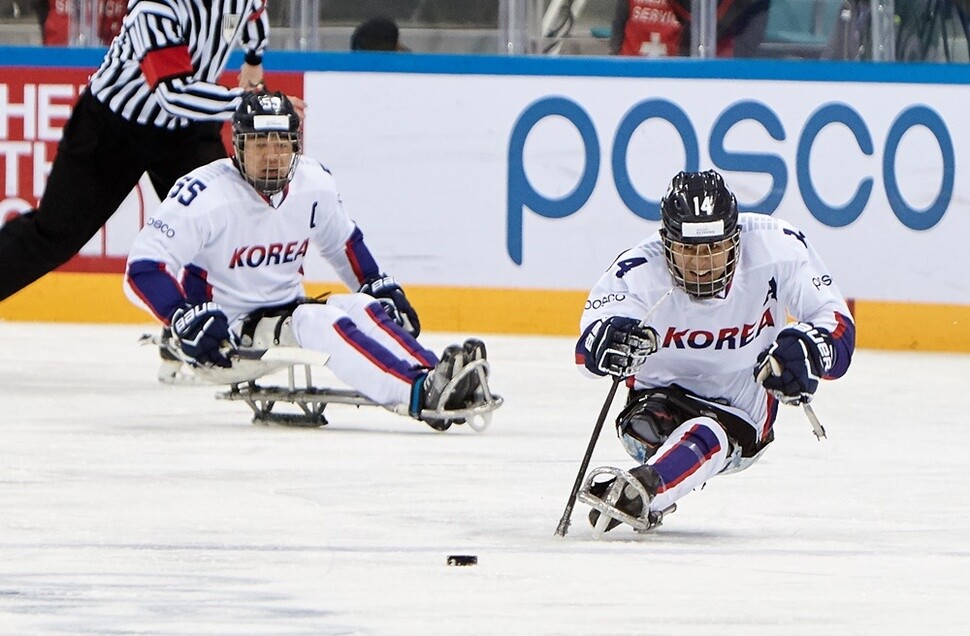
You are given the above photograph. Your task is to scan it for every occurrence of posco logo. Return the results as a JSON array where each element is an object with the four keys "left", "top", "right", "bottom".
[
  {"left": 584, "top": 293, "right": 626, "bottom": 310},
  {"left": 146, "top": 217, "right": 176, "bottom": 238},
  {"left": 507, "top": 97, "right": 954, "bottom": 264}
]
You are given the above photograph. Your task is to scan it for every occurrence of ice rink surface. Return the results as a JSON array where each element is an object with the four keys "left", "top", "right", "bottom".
[{"left": 1, "top": 321, "right": 968, "bottom": 635}]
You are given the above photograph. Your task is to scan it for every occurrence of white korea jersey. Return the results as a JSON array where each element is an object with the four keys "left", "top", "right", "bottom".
[
  {"left": 126, "top": 157, "right": 374, "bottom": 326},
  {"left": 579, "top": 213, "right": 855, "bottom": 430}
]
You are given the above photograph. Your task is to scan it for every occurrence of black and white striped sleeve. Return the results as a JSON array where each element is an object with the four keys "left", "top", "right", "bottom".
[
  {"left": 154, "top": 79, "right": 244, "bottom": 121},
  {"left": 128, "top": 0, "right": 250, "bottom": 121},
  {"left": 241, "top": 1, "right": 269, "bottom": 65},
  {"left": 91, "top": 0, "right": 270, "bottom": 126}
]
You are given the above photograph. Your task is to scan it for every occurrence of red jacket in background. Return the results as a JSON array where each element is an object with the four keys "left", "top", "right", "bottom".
[
  {"left": 613, "top": 0, "right": 766, "bottom": 58},
  {"left": 39, "top": 0, "right": 126, "bottom": 46}
]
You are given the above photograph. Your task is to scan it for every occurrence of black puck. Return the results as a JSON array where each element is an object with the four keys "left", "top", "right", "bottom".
[{"left": 447, "top": 555, "right": 477, "bottom": 566}]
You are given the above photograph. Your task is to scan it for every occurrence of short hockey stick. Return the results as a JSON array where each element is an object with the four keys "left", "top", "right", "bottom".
[{"left": 555, "top": 288, "right": 673, "bottom": 537}]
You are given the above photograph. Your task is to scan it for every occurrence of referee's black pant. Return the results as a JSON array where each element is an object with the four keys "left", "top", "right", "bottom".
[{"left": 0, "top": 89, "right": 226, "bottom": 301}]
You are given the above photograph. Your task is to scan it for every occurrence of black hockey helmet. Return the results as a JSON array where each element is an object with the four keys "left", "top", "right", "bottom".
[
  {"left": 660, "top": 170, "right": 738, "bottom": 244},
  {"left": 232, "top": 91, "right": 301, "bottom": 196},
  {"left": 659, "top": 170, "right": 741, "bottom": 298}
]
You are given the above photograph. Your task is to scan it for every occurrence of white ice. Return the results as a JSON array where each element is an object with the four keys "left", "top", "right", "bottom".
[{"left": 1, "top": 321, "right": 968, "bottom": 635}]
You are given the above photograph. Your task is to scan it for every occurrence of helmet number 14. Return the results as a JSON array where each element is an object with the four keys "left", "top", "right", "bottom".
[{"left": 693, "top": 195, "right": 714, "bottom": 217}]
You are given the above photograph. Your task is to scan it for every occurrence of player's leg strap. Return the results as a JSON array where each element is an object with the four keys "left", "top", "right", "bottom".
[{"left": 238, "top": 295, "right": 331, "bottom": 348}]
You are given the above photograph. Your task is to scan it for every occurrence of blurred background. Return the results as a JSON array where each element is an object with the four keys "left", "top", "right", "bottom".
[{"left": 1, "top": 0, "right": 968, "bottom": 62}]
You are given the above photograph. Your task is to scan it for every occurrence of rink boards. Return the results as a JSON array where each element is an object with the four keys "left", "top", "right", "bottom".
[{"left": 0, "top": 50, "right": 967, "bottom": 351}]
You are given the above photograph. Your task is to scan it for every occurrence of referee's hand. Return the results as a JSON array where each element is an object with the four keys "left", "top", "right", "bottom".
[
  {"left": 286, "top": 95, "right": 306, "bottom": 123},
  {"left": 238, "top": 62, "right": 264, "bottom": 92}
]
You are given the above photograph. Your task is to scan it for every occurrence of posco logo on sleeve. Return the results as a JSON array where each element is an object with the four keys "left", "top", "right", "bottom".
[
  {"left": 507, "top": 96, "right": 954, "bottom": 264},
  {"left": 584, "top": 293, "right": 626, "bottom": 310}
]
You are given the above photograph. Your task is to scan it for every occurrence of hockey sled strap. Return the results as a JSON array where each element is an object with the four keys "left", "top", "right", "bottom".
[{"left": 239, "top": 295, "right": 331, "bottom": 346}]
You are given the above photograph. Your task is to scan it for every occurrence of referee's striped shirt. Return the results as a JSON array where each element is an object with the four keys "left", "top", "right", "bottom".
[{"left": 89, "top": 0, "right": 269, "bottom": 130}]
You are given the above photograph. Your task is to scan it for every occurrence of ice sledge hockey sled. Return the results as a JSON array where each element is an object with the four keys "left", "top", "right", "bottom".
[
  {"left": 140, "top": 334, "right": 501, "bottom": 431},
  {"left": 577, "top": 466, "right": 676, "bottom": 537}
]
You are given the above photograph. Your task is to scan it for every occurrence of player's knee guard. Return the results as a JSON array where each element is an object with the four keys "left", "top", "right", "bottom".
[{"left": 615, "top": 391, "right": 683, "bottom": 464}]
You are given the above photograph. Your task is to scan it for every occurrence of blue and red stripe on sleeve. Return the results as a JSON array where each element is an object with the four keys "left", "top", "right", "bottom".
[
  {"left": 825, "top": 311, "right": 855, "bottom": 379},
  {"left": 127, "top": 259, "right": 186, "bottom": 324},
  {"left": 343, "top": 226, "right": 381, "bottom": 285},
  {"left": 181, "top": 264, "right": 215, "bottom": 306}
]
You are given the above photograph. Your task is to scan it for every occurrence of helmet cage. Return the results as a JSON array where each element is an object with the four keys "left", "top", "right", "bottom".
[
  {"left": 662, "top": 229, "right": 740, "bottom": 298},
  {"left": 233, "top": 130, "right": 301, "bottom": 196}
]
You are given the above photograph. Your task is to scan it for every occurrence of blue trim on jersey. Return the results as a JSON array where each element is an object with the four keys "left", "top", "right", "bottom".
[
  {"left": 345, "top": 226, "right": 381, "bottom": 285},
  {"left": 127, "top": 259, "right": 185, "bottom": 323},
  {"left": 182, "top": 264, "right": 214, "bottom": 306},
  {"left": 827, "top": 312, "right": 856, "bottom": 380},
  {"left": 2, "top": 47, "right": 969, "bottom": 86}
]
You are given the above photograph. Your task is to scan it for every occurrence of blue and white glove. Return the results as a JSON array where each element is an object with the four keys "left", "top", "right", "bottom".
[
  {"left": 170, "top": 302, "right": 234, "bottom": 368},
  {"left": 755, "top": 322, "right": 834, "bottom": 405},
  {"left": 581, "top": 317, "right": 659, "bottom": 378},
  {"left": 359, "top": 275, "right": 420, "bottom": 337}
]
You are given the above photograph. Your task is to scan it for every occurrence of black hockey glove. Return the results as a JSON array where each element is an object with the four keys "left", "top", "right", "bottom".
[
  {"left": 581, "top": 317, "right": 659, "bottom": 378},
  {"left": 755, "top": 322, "right": 834, "bottom": 405},
  {"left": 170, "top": 302, "right": 234, "bottom": 368},
  {"left": 359, "top": 275, "right": 421, "bottom": 337}
]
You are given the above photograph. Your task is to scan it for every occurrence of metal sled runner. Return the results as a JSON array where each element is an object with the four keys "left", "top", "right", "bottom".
[
  {"left": 216, "top": 357, "right": 501, "bottom": 432},
  {"left": 141, "top": 334, "right": 501, "bottom": 431}
]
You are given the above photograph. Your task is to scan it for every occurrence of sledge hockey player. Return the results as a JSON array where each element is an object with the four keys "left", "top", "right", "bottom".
[
  {"left": 575, "top": 170, "right": 855, "bottom": 532},
  {"left": 124, "top": 91, "right": 493, "bottom": 431}
]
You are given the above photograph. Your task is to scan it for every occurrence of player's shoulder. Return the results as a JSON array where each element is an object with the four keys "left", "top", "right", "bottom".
[
  {"left": 628, "top": 230, "right": 665, "bottom": 259},
  {"left": 739, "top": 213, "right": 813, "bottom": 261},
  {"left": 611, "top": 230, "right": 666, "bottom": 274},
  {"left": 738, "top": 212, "right": 796, "bottom": 233},
  {"left": 296, "top": 157, "right": 336, "bottom": 180},
  {"left": 191, "top": 158, "right": 238, "bottom": 183},
  {"left": 291, "top": 157, "right": 339, "bottom": 191},
  {"left": 180, "top": 159, "right": 243, "bottom": 194},
  {"left": 739, "top": 213, "right": 805, "bottom": 243},
  {"left": 601, "top": 230, "right": 667, "bottom": 283}
]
